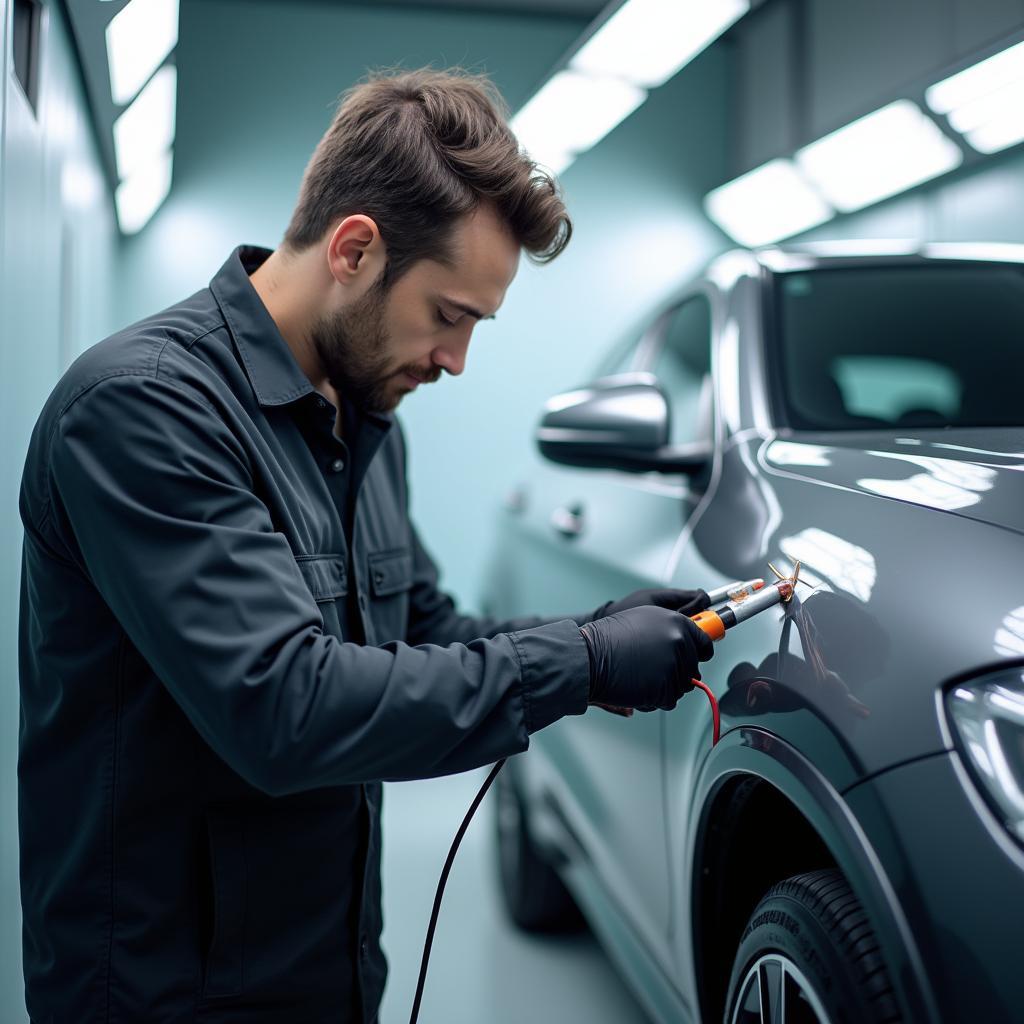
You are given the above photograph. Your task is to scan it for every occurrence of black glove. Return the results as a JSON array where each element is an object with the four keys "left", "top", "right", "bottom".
[
  {"left": 583, "top": 587, "right": 710, "bottom": 624},
  {"left": 579, "top": 605, "right": 715, "bottom": 713}
]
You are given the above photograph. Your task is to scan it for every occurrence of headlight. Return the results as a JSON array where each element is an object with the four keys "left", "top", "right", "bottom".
[{"left": 946, "top": 669, "right": 1024, "bottom": 844}]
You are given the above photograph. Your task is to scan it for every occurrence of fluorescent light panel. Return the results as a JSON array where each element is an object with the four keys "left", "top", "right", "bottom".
[
  {"left": 704, "top": 158, "right": 834, "bottom": 246},
  {"left": 966, "top": 117, "right": 1024, "bottom": 154},
  {"left": 925, "top": 40, "right": 1024, "bottom": 156},
  {"left": 113, "top": 65, "right": 177, "bottom": 180},
  {"left": 925, "top": 39, "right": 1024, "bottom": 114},
  {"left": 511, "top": 69, "right": 646, "bottom": 162},
  {"left": 106, "top": 0, "right": 180, "bottom": 106},
  {"left": 570, "top": 0, "right": 749, "bottom": 88},
  {"left": 115, "top": 150, "right": 173, "bottom": 235},
  {"left": 796, "top": 100, "right": 962, "bottom": 213},
  {"left": 946, "top": 76, "right": 1024, "bottom": 133}
]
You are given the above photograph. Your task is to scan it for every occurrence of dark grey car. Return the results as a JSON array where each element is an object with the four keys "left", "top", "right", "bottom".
[{"left": 483, "top": 243, "right": 1024, "bottom": 1024}]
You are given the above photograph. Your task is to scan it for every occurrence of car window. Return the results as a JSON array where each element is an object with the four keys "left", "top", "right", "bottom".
[
  {"left": 774, "top": 265, "right": 1024, "bottom": 429},
  {"left": 649, "top": 295, "right": 713, "bottom": 445}
]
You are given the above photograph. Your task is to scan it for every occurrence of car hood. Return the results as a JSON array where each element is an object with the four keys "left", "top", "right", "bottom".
[{"left": 762, "top": 428, "right": 1024, "bottom": 537}]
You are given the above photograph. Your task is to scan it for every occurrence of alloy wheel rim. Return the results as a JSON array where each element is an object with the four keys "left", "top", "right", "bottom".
[{"left": 729, "top": 952, "right": 832, "bottom": 1024}]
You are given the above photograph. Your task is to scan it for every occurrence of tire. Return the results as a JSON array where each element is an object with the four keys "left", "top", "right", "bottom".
[
  {"left": 724, "top": 868, "right": 900, "bottom": 1024},
  {"left": 494, "top": 768, "right": 583, "bottom": 932}
]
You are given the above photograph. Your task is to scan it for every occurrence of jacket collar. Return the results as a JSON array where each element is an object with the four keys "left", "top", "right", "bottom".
[{"left": 210, "top": 245, "right": 316, "bottom": 408}]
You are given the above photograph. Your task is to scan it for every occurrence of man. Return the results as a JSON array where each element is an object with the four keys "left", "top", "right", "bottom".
[{"left": 18, "top": 68, "right": 713, "bottom": 1022}]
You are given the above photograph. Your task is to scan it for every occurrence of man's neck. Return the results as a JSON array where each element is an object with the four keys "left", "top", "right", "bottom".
[{"left": 249, "top": 248, "right": 333, "bottom": 396}]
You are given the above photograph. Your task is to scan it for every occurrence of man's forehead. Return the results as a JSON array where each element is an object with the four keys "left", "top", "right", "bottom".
[{"left": 416, "top": 245, "right": 518, "bottom": 314}]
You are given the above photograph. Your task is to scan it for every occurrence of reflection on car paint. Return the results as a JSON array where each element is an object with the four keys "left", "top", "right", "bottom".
[
  {"left": 858, "top": 450, "right": 997, "bottom": 511},
  {"left": 995, "top": 606, "right": 1024, "bottom": 657},
  {"left": 720, "top": 589, "right": 878, "bottom": 745},
  {"left": 765, "top": 441, "right": 834, "bottom": 467},
  {"left": 778, "top": 528, "right": 877, "bottom": 602}
]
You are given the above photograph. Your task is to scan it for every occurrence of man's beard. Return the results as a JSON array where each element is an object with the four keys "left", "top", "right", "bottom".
[{"left": 308, "top": 278, "right": 435, "bottom": 414}]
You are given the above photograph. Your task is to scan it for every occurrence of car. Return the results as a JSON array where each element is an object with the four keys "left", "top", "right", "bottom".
[{"left": 481, "top": 242, "right": 1024, "bottom": 1024}]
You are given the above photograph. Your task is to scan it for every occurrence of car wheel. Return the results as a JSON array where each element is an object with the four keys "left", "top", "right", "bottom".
[
  {"left": 724, "top": 868, "right": 900, "bottom": 1024},
  {"left": 494, "top": 769, "right": 582, "bottom": 932}
]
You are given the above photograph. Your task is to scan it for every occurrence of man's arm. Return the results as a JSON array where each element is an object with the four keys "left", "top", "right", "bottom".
[{"left": 47, "top": 371, "right": 589, "bottom": 796}]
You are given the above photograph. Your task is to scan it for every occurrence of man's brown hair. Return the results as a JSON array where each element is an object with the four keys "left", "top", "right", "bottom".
[{"left": 282, "top": 66, "right": 572, "bottom": 289}]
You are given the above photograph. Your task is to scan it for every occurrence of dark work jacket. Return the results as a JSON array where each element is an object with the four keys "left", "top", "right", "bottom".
[{"left": 17, "top": 245, "right": 590, "bottom": 1023}]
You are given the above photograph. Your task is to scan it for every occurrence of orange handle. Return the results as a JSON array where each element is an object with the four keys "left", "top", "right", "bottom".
[{"left": 690, "top": 609, "right": 726, "bottom": 641}]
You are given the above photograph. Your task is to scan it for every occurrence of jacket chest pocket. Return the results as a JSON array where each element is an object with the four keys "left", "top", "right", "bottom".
[
  {"left": 293, "top": 554, "right": 347, "bottom": 640},
  {"left": 366, "top": 548, "right": 413, "bottom": 643}
]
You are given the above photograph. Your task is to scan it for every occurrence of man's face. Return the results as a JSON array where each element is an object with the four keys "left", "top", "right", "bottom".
[{"left": 311, "top": 203, "right": 520, "bottom": 414}]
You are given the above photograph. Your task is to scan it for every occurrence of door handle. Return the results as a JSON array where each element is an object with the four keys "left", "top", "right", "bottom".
[{"left": 550, "top": 503, "right": 584, "bottom": 539}]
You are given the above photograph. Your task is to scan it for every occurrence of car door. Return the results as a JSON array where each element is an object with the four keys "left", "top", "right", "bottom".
[{"left": 496, "top": 291, "right": 716, "bottom": 960}]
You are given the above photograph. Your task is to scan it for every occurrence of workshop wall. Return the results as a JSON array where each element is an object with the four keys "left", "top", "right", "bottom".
[{"left": 0, "top": 1, "right": 119, "bottom": 1019}]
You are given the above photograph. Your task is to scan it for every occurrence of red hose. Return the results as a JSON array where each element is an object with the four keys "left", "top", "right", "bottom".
[{"left": 690, "top": 677, "right": 720, "bottom": 746}]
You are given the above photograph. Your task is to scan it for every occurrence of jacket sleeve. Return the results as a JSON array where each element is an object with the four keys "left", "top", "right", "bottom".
[{"left": 47, "top": 372, "right": 590, "bottom": 795}]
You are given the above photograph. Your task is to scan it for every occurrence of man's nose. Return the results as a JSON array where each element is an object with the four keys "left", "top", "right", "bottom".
[{"left": 432, "top": 332, "right": 471, "bottom": 377}]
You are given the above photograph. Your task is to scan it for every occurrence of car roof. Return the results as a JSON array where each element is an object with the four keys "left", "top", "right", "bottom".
[{"left": 704, "top": 241, "right": 1024, "bottom": 286}]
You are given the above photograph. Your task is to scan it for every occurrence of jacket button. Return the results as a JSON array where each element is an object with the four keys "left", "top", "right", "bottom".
[
  {"left": 373, "top": 571, "right": 384, "bottom": 586},
  {"left": 360, "top": 935, "right": 368, "bottom": 959},
  {"left": 330, "top": 457, "right": 346, "bottom": 473}
]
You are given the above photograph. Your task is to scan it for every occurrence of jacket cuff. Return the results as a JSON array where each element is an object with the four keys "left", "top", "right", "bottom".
[{"left": 507, "top": 618, "right": 591, "bottom": 735}]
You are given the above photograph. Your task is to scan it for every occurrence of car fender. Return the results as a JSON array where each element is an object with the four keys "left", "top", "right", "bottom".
[{"left": 681, "top": 726, "right": 942, "bottom": 1024}]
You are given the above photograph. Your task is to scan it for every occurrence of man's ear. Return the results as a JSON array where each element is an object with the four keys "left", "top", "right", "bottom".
[{"left": 326, "top": 215, "right": 385, "bottom": 286}]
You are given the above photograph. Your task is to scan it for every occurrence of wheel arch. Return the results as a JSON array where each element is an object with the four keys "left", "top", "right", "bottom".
[{"left": 688, "top": 728, "right": 941, "bottom": 1024}]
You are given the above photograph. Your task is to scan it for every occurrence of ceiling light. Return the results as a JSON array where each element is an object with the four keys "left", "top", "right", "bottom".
[
  {"left": 925, "top": 39, "right": 1024, "bottom": 115},
  {"left": 795, "top": 100, "right": 962, "bottom": 213},
  {"left": 113, "top": 64, "right": 176, "bottom": 180},
  {"left": 965, "top": 114, "right": 1024, "bottom": 154},
  {"left": 115, "top": 150, "right": 173, "bottom": 235},
  {"left": 570, "top": 0, "right": 749, "bottom": 89},
  {"left": 511, "top": 69, "right": 646, "bottom": 161},
  {"left": 704, "top": 159, "right": 833, "bottom": 247},
  {"left": 946, "top": 76, "right": 1024, "bottom": 134},
  {"left": 105, "top": 0, "right": 179, "bottom": 106}
]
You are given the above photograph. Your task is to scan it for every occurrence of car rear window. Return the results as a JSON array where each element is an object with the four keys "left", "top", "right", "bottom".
[{"left": 773, "top": 264, "right": 1024, "bottom": 429}]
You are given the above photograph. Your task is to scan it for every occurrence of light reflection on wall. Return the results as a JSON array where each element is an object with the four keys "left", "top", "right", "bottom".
[
  {"left": 858, "top": 451, "right": 996, "bottom": 511},
  {"left": 779, "top": 527, "right": 877, "bottom": 601},
  {"left": 995, "top": 606, "right": 1024, "bottom": 657}
]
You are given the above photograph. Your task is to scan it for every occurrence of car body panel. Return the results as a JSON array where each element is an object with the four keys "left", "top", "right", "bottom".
[
  {"left": 844, "top": 751, "right": 1024, "bottom": 1024},
  {"left": 499, "top": 464, "right": 703, "bottom": 954}
]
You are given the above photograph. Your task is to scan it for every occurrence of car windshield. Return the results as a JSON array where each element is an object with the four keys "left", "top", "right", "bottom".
[{"left": 773, "top": 263, "right": 1024, "bottom": 430}]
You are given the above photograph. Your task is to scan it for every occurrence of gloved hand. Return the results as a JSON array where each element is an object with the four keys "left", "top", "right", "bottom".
[
  {"left": 579, "top": 605, "right": 715, "bottom": 713},
  {"left": 582, "top": 587, "right": 711, "bottom": 624}
]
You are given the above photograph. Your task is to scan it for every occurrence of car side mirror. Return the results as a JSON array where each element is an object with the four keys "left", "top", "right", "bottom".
[{"left": 535, "top": 373, "right": 712, "bottom": 475}]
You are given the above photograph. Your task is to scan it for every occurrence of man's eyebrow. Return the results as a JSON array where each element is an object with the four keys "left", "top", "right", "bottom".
[{"left": 440, "top": 296, "right": 496, "bottom": 321}]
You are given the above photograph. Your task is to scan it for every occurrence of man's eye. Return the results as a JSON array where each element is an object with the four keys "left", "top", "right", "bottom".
[{"left": 436, "top": 309, "right": 457, "bottom": 327}]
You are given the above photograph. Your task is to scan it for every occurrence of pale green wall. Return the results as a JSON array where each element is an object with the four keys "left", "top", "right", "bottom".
[{"left": 1, "top": 0, "right": 119, "bottom": 1017}]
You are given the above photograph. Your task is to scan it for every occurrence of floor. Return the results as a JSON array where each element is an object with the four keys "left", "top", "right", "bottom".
[{"left": 377, "top": 766, "right": 653, "bottom": 1024}]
